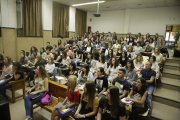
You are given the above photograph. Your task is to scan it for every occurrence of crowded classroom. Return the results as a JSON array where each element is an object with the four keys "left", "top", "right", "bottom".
[{"left": 0, "top": 0, "right": 180, "bottom": 120}]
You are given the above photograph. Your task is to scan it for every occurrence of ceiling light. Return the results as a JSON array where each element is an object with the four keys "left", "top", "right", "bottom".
[{"left": 72, "top": 1, "right": 105, "bottom": 7}]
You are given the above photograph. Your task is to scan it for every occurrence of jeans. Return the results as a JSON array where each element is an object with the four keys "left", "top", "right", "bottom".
[
  {"left": 24, "top": 93, "right": 43, "bottom": 117},
  {"left": 147, "top": 85, "right": 155, "bottom": 110}
]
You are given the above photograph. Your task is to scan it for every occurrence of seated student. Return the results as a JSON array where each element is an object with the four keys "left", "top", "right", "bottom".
[
  {"left": 24, "top": 66, "right": 49, "bottom": 120},
  {"left": 133, "top": 54, "right": 144, "bottom": 71},
  {"left": 106, "top": 57, "right": 120, "bottom": 84},
  {"left": 125, "top": 60, "right": 138, "bottom": 86},
  {"left": 112, "top": 68, "right": 130, "bottom": 99},
  {"left": 45, "top": 57, "right": 55, "bottom": 76},
  {"left": 74, "top": 81, "right": 99, "bottom": 120},
  {"left": 94, "top": 67, "right": 108, "bottom": 95},
  {"left": 69, "top": 62, "right": 78, "bottom": 76},
  {"left": 77, "top": 64, "right": 94, "bottom": 83},
  {"left": 0, "top": 62, "right": 23, "bottom": 96},
  {"left": 51, "top": 75, "right": 80, "bottom": 120},
  {"left": 127, "top": 78, "right": 148, "bottom": 120},
  {"left": 149, "top": 56, "right": 160, "bottom": 79},
  {"left": 0, "top": 56, "right": 13, "bottom": 80},
  {"left": 140, "top": 61, "right": 156, "bottom": 112},
  {"left": 97, "top": 86, "right": 126, "bottom": 120}
]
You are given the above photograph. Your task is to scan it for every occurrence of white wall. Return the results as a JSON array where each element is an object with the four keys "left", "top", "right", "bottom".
[
  {"left": 69, "top": 6, "right": 76, "bottom": 32},
  {"left": 87, "top": 6, "right": 180, "bottom": 35},
  {"left": 42, "top": 0, "right": 52, "bottom": 30},
  {"left": 1, "top": 0, "right": 17, "bottom": 28}
]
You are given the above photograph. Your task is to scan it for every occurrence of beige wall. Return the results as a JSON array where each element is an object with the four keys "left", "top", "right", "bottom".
[{"left": 0, "top": 28, "right": 74, "bottom": 61}]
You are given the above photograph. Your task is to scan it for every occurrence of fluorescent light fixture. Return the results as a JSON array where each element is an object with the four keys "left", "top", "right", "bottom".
[{"left": 72, "top": 1, "right": 105, "bottom": 7}]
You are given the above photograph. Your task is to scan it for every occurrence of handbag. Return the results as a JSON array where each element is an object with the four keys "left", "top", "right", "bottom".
[{"left": 40, "top": 91, "right": 53, "bottom": 105}]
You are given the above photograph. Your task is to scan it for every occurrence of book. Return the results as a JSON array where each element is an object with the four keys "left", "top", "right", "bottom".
[{"left": 56, "top": 108, "right": 73, "bottom": 115}]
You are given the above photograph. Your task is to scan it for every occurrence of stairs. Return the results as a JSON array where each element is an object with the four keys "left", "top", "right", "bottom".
[{"left": 151, "top": 58, "right": 180, "bottom": 120}]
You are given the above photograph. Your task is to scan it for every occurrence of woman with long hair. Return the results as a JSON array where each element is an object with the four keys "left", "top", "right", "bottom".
[
  {"left": 24, "top": 66, "right": 49, "bottom": 120},
  {"left": 106, "top": 57, "right": 120, "bottom": 84},
  {"left": 74, "top": 81, "right": 99, "bottom": 120},
  {"left": 127, "top": 78, "right": 148, "bottom": 120},
  {"left": 51, "top": 75, "right": 80, "bottom": 120},
  {"left": 125, "top": 60, "right": 138, "bottom": 85},
  {"left": 0, "top": 56, "right": 13, "bottom": 79},
  {"left": 97, "top": 86, "right": 126, "bottom": 120}
]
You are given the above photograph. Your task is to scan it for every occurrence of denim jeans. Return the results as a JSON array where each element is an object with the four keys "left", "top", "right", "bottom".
[
  {"left": 147, "top": 85, "right": 155, "bottom": 110},
  {"left": 24, "top": 93, "right": 43, "bottom": 117}
]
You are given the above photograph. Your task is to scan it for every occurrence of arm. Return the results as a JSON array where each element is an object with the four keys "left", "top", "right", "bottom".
[
  {"left": 83, "top": 97, "right": 99, "bottom": 117},
  {"left": 31, "top": 77, "right": 49, "bottom": 94},
  {"left": 146, "top": 76, "right": 155, "bottom": 84},
  {"left": 119, "top": 116, "right": 127, "bottom": 120},
  {"left": 130, "top": 91, "right": 148, "bottom": 105},
  {"left": 96, "top": 107, "right": 102, "bottom": 120},
  {"left": 119, "top": 90, "right": 128, "bottom": 99}
]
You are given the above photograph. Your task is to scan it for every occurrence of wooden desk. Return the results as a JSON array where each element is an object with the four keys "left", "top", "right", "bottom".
[{"left": 48, "top": 80, "right": 68, "bottom": 98}]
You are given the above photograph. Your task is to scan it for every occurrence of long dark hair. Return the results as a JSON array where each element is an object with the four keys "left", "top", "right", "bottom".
[
  {"left": 84, "top": 81, "right": 96, "bottom": 109},
  {"left": 110, "top": 57, "right": 118, "bottom": 68},
  {"left": 109, "top": 86, "right": 120, "bottom": 118},
  {"left": 126, "top": 59, "right": 135, "bottom": 71}
]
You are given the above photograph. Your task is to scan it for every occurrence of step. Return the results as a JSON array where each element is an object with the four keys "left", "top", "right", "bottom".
[
  {"left": 165, "top": 62, "right": 180, "bottom": 67},
  {"left": 163, "top": 69, "right": 180, "bottom": 76},
  {"left": 163, "top": 64, "right": 180, "bottom": 70},
  {"left": 153, "top": 87, "right": 180, "bottom": 107},
  {"left": 162, "top": 73, "right": 180, "bottom": 80},
  {"left": 151, "top": 101, "right": 180, "bottom": 120},
  {"left": 161, "top": 77, "right": 180, "bottom": 89}
]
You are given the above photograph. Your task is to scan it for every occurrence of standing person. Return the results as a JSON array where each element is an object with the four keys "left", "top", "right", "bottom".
[
  {"left": 74, "top": 81, "right": 99, "bottom": 120},
  {"left": 24, "top": 66, "right": 49, "bottom": 120},
  {"left": 127, "top": 78, "right": 148, "bottom": 120},
  {"left": 51, "top": 75, "right": 80, "bottom": 120},
  {"left": 97, "top": 86, "right": 126, "bottom": 120}
]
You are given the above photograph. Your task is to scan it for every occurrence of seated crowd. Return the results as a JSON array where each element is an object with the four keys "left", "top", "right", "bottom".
[{"left": 0, "top": 32, "right": 167, "bottom": 120}]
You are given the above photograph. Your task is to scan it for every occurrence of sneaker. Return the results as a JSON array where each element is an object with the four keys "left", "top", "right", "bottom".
[{"left": 25, "top": 116, "right": 32, "bottom": 120}]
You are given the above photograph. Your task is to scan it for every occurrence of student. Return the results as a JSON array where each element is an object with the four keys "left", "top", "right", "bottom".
[
  {"left": 24, "top": 66, "right": 49, "bottom": 120},
  {"left": 112, "top": 68, "right": 130, "bottom": 99},
  {"left": 125, "top": 60, "right": 138, "bottom": 86},
  {"left": 97, "top": 86, "right": 126, "bottom": 120},
  {"left": 140, "top": 61, "right": 156, "bottom": 112},
  {"left": 127, "top": 78, "right": 148, "bottom": 120},
  {"left": 74, "top": 81, "right": 99, "bottom": 120},
  {"left": 94, "top": 67, "right": 108, "bottom": 95},
  {"left": 51, "top": 75, "right": 80, "bottom": 120},
  {"left": 45, "top": 57, "right": 55, "bottom": 76},
  {"left": 0, "top": 62, "right": 23, "bottom": 96},
  {"left": 69, "top": 62, "right": 78, "bottom": 76}
]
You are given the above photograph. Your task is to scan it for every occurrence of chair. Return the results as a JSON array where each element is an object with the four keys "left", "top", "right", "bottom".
[{"left": 6, "top": 77, "right": 26, "bottom": 103}]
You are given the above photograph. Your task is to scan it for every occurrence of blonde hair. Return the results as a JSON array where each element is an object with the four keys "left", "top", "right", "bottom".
[{"left": 68, "top": 75, "right": 77, "bottom": 92}]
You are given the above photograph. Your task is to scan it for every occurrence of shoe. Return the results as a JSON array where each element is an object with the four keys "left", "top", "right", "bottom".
[{"left": 25, "top": 116, "right": 32, "bottom": 120}]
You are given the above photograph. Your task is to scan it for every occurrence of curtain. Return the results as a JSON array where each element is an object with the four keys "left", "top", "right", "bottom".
[
  {"left": 52, "top": 2, "right": 69, "bottom": 38},
  {"left": 76, "top": 9, "right": 87, "bottom": 37},
  {"left": 22, "top": 0, "right": 42, "bottom": 37}
]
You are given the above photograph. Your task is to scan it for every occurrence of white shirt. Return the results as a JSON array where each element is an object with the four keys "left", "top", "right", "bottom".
[{"left": 45, "top": 63, "right": 55, "bottom": 74}]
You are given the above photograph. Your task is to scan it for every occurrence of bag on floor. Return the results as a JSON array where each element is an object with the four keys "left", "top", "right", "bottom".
[{"left": 41, "top": 91, "right": 53, "bottom": 105}]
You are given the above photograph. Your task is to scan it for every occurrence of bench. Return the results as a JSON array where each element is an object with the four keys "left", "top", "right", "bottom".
[{"left": 33, "top": 80, "right": 71, "bottom": 118}]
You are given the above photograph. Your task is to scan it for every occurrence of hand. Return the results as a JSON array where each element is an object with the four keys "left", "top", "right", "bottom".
[
  {"left": 54, "top": 103, "right": 63, "bottom": 109},
  {"left": 30, "top": 91, "right": 37, "bottom": 95},
  {"left": 75, "top": 114, "right": 84, "bottom": 118},
  {"left": 26, "top": 89, "right": 32, "bottom": 95}
]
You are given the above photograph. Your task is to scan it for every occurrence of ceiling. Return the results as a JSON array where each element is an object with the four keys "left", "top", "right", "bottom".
[{"left": 54, "top": 0, "right": 180, "bottom": 12}]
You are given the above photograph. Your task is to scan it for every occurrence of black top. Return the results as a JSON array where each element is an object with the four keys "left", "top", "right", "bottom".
[
  {"left": 99, "top": 97, "right": 126, "bottom": 120},
  {"left": 95, "top": 75, "right": 108, "bottom": 93},
  {"left": 112, "top": 77, "right": 130, "bottom": 94},
  {"left": 140, "top": 69, "right": 156, "bottom": 86}
]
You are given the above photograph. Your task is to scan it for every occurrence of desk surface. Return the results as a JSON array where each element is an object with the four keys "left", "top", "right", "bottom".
[{"left": 48, "top": 80, "right": 67, "bottom": 89}]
